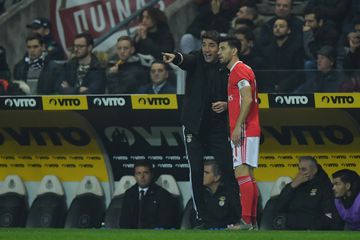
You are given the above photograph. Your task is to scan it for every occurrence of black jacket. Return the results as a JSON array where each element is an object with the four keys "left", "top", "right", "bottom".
[
  {"left": 107, "top": 61, "right": 149, "bottom": 94},
  {"left": 200, "top": 185, "right": 239, "bottom": 228},
  {"left": 56, "top": 55, "right": 106, "bottom": 94},
  {"left": 13, "top": 56, "right": 61, "bottom": 94},
  {"left": 119, "top": 183, "right": 178, "bottom": 229},
  {"left": 137, "top": 81, "right": 176, "bottom": 94},
  {"left": 275, "top": 165, "right": 343, "bottom": 230},
  {"left": 173, "top": 51, "right": 228, "bottom": 134}
]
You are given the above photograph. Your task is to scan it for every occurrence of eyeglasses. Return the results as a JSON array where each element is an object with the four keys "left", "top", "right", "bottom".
[{"left": 73, "top": 44, "right": 88, "bottom": 49}]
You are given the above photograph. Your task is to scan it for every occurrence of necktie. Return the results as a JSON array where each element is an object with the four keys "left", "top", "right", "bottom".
[{"left": 138, "top": 190, "right": 145, "bottom": 228}]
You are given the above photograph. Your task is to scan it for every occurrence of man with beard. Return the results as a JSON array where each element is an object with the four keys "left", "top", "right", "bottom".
[
  {"left": 57, "top": 32, "right": 106, "bottom": 94},
  {"left": 218, "top": 36, "right": 260, "bottom": 230},
  {"left": 261, "top": 17, "right": 304, "bottom": 93},
  {"left": 163, "top": 30, "right": 239, "bottom": 228}
]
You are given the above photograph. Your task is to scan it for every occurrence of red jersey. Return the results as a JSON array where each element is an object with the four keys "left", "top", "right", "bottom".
[{"left": 228, "top": 61, "right": 260, "bottom": 137}]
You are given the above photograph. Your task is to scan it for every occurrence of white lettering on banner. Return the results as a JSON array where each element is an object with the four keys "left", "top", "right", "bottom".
[
  {"left": 275, "top": 96, "right": 308, "bottom": 105},
  {"left": 93, "top": 97, "right": 126, "bottom": 106},
  {"left": 74, "top": 9, "right": 89, "bottom": 33},
  {"left": 106, "top": 1, "right": 116, "bottom": 28},
  {"left": 4, "top": 98, "right": 36, "bottom": 107},
  {"left": 90, "top": 5, "right": 106, "bottom": 32},
  {"left": 115, "top": 0, "right": 131, "bottom": 21}
]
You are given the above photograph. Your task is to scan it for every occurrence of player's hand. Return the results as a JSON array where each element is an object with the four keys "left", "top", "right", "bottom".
[
  {"left": 302, "top": 25, "right": 311, "bottom": 32},
  {"left": 61, "top": 81, "right": 69, "bottom": 88},
  {"left": 79, "top": 86, "right": 88, "bottom": 93},
  {"left": 162, "top": 52, "right": 175, "bottom": 63},
  {"left": 108, "top": 65, "right": 118, "bottom": 74},
  {"left": 231, "top": 126, "right": 243, "bottom": 146},
  {"left": 211, "top": 101, "right": 227, "bottom": 113}
]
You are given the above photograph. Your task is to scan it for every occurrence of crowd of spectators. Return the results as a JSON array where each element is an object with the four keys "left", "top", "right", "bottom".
[{"left": 1, "top": 0, "right": 360, "bottom": 95}]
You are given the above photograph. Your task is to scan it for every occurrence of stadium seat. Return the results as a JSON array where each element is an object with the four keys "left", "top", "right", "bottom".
[
  {"left": 155, "top": 174, "right": 181, "bottom": 197},
  {"left": 114, "top": 175, "right": 136, "bottom": 196},
  {"left": 65, "top": 176, "right": 105, "bottom": 228},
  {"left": 103, "top": 176, "right": 131, "bottom": 229},
  {"left": 180, "top": 199, "right": 193, "bottom": 229},
  {"left": 25, "top": 175, "right": 67, "bottom": 228},
  {"left": 270, "top": 176, "right": 292, "bottom": 197},
  {"left": 260, "top": 195, "right": 286, "bottom": 230},
  {"left": 0, "top": 175, "right": 28, "bottom": 227}
]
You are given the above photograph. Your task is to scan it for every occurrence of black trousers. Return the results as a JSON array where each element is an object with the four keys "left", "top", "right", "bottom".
[{"left": 182, "top": 124, "right": 240, "bottom": 220}]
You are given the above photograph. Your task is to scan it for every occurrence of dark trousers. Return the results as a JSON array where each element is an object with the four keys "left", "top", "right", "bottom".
[{"left": 182, "top": 124, "right": 240, "bottom": 220}]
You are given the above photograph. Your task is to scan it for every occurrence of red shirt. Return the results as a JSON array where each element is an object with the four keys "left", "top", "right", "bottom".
[{"left": 228, "top": 61, "right": 260, "bottom": 137}]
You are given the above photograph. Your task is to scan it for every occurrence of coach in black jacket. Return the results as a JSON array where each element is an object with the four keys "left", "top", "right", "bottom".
[
  {"left": 163, "top": 30, "right": 237, "bottom": 227},
  {"left": 119, "top": 161, "right": 178, "bottom": 229}
]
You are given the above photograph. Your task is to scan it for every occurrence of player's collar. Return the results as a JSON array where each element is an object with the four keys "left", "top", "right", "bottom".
[{"left": 230, "top": 61, "right": 242, "bottom": 72}]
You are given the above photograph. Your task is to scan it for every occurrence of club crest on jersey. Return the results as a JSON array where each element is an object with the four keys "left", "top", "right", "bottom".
[
  {"left": 310, "top": 188, "right": 318, "bottom": 196},
  {"left": 186, "top": 134, "right": 192, "bottom": 143},
  {"left": 218, "top": 196, "right": 226, "bottom": 207},
  {"left": 228, "top": 95, "right": 233, "bottom": 101}
]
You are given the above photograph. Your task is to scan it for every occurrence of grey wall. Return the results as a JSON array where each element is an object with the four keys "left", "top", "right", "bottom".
[{"left": 0, "top": 0, "right": 50, "bottom": 72}]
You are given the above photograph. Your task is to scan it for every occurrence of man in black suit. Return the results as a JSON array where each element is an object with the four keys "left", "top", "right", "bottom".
[
  {"left": 137, "top": 60, "right": 176, "bottom": 94},
  {"left": 119, "top": 161, "right": 178, "bottom": 229}
]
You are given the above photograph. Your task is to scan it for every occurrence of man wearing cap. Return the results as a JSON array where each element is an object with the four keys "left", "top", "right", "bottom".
[
  {"left": 27, "top": 17, "right": 65, "bottom": 61},
  {"left": 296, "top": 45, "right": 341, "bottom": 93}
]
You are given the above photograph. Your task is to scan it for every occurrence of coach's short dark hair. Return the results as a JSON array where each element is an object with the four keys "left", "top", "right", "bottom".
[
  {"left": 134, "top": 160, "right": 153, "bottom": 172},
  {"left": 201, "top": 30, "right": 220, "bottom": 44}
]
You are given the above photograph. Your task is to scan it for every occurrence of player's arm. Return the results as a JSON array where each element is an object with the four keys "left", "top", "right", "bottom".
[{"left": 231, "top": 80, "right": 252, "bottom": 145}]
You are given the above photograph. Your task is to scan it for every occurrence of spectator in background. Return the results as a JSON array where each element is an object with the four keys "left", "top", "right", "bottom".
[
  {"left": 119, "top": 161, "right": 179, "bottom": 229},
  {"left": 26, "top": 17, "right": 65, "bottom": 61},
  {"left": 341, "top": 21, "right": 360, "bottom": 92},
  {"left": 180, "top": 0, "right": 238, "bottom": 53},
  {"left": 13, "top": 33, "right": 61, "bottom": 95},
  {"left": 137, "top": 60, "right": 176, "bottom": 94},
  {"left": 134, "top": 7, "right": 174, "bottom": 60},
  {"left": 190, "top": 160, "right": 239, "bottom": 229},
  {"left": 303, "top": 7, "right": 339, "bottom": 78},
  {"left": 296, "top": 45, "right": 341, "bottom": 93},
  {"left": 107, "top": 36, "right": 150, "bottom": 94},
  {"left": 0, "top": 46, "right": 10, "bottom": 81},
  {"left": 257, "top": 0, "right": 303, "bottom": 50},
  {"left": 332, "top": 169, "right": 360, "bottom": 231},
  {"left": 274, "top": 156, "right": 343, "bottom": 230},
  {"left": 57, "top": 32, "right": 106, "bottom": 94},
  {"left": 261, "top": 17, "right": 304, "bottom": 93},
  {"left": 305, "top": 0, "right": 350, "bottom": 31}
]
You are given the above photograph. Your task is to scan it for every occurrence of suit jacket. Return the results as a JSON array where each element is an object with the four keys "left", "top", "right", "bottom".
[
  {"left": 137, "top": 81, "right": 176, "bottom": 94},
  {"left": 119, "top": 183, "right": 178, "bottom": 229}
]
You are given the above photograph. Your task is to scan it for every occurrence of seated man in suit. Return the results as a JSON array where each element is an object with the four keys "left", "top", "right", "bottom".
[
  {"left": 119, "top": 161, "right": 178, "bottom": 229},
  {"left": 137, "top": 60, "right": 176, "bottom": 94}
]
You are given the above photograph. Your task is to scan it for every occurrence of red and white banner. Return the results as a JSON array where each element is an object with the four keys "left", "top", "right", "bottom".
[{"left": 50, "top": 0, "right": 176, "bottom": 54}]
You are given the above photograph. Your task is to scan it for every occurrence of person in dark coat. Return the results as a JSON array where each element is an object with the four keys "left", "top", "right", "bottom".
[
  {"left": 134, "top": 7, "right": 174, "bottom": 60},
  {"left": 137, "top": 60, "right": 176, "bottom": 94},
  {"left": 13, "top": 33, "right": 61, "bottom": 95},
  {"left": 56, "top": 32, "right": 106, "bottom": 94},
  {"left": 119, "top": 161, "right": 178, "bottom": 229},
  {"left": 163, "top": 30, "right": 238, "bottom": 228},
  {"left": 107, "top": 36, "right": 150, "bottom": 94},
  {"left": 274, "top": 156, "right": 343, "bottom": 230}
]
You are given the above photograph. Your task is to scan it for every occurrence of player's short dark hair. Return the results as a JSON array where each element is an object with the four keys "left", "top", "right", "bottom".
[{"left": 220, "top": 36, "right": 242, "bottom": 56}]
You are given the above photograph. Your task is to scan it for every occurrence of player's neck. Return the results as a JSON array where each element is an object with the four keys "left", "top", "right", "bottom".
[{"left": 227, "top": 57, "right": 240, "bottom": 70}]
